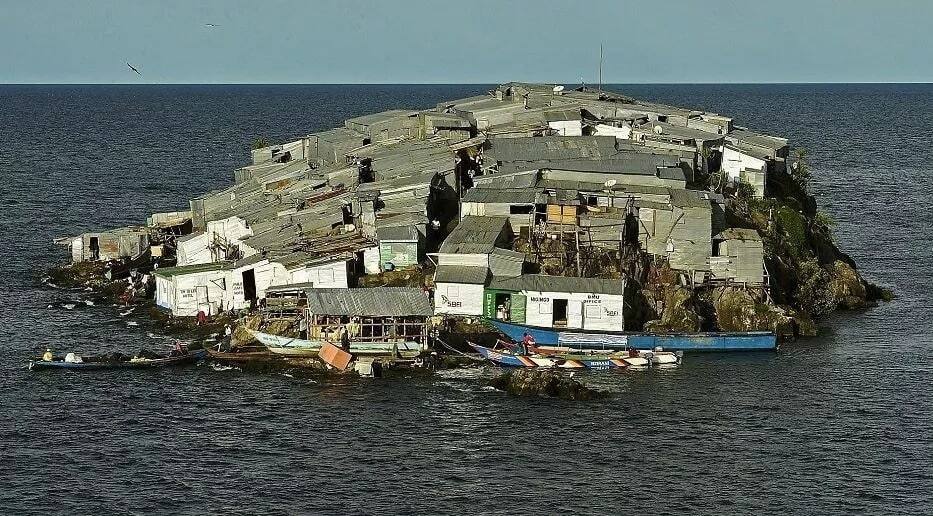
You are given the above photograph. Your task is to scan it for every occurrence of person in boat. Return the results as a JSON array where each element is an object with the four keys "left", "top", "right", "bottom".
[
  {"left": 520, "top": 332, "right": 537, "bottom": 355},
  {"left": 42, "top": 348, "right": 53, "bottom": 362},
  {"left": 169, "top": 341, "right": 186, "bottom": 357}
]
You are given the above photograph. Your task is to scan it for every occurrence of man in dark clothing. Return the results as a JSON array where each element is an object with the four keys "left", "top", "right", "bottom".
[{"left": 340, "top": 325, "right": 351, "bottom": 353}]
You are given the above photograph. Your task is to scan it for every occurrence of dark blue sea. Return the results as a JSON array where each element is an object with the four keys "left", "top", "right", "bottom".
[{"left": 1, "top": 84, "right": 931, "bottom": 515}]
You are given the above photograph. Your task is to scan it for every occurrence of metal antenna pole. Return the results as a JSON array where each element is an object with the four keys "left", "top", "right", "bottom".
[{"left": 598, "top": 43, "right": 603, "bottom": 95}]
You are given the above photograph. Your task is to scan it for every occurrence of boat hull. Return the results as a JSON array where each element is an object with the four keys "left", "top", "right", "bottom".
[
  {"left": 29, "top": 349, "right": 206, "bottom": 370},
  {"left": 250, "top": 330, "right": 423, "bottom": 358},
  {"left": 488, "top": 320, "right": 776, "bottom": 352},
  {"left": 206, "top": 349, "right": 275, "bottom": 362},
  {"left": 468, "top": 342, "right": 655, "bottom": 369}
]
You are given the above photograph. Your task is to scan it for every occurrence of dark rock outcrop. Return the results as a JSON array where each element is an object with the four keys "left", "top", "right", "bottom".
[{"left": 489, "top": 369, "right": 604, "bottom": 400}]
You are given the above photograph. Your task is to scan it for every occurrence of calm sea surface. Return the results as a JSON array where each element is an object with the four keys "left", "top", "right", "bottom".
[{"left": 0, "top": 84, "right": 931, "bottom": 515}]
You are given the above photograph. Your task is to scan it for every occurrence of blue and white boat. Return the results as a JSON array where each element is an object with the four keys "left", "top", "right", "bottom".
[{"left": 487, "top": 319, "right": 777, "bottom": 352}]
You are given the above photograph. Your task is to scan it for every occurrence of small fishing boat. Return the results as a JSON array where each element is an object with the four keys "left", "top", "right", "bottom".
[
  {"left": 488, "top": 319, "right": 777, "bottom": 352},
  {"left": 29, "top": 349, "right": 206, "bottom": 371},
  {"left": 206, "top": 346, "right": 275, "bottom": 363},
  {"left": 250, "top": 329, "right": 424, "bottom": 358},
  {"left": 468, "top": 342, "right": 674, "bottom": 369}
]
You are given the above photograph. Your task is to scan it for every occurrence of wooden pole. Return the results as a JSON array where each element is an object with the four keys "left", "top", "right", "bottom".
[{"left": 575, "top": 229, "right": 582, "bottom": 276}]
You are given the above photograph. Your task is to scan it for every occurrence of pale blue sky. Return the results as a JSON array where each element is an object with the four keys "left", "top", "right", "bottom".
[{"left": 2, "top": 0, "right": 931, "bottom": 84}]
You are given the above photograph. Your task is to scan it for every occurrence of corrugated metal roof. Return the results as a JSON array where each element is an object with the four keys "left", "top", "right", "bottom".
[
  {"left": 542, "top": 108, "right": 583, "bottom": 122},
  {"left": 490, "top": 247, "right": 526, "bottom": 262},
  {"left": 536, "top": 178, "right": 671, "bottom": 197},
  {"left": 488, "top": 274, "right": 624, "bottom": 295},
  {"left": 266, "top": 282, "right": 316, "bottom": 294},
  {"left": 486, "top": 136, "right": 619, "bottom": 163},
  {"left": 376, "top": 225, "right": 420, "bottom": 242},
  {"left": 635, "top": 122, "right": 724, "bottom": 143},
  {"left": 153, "top": 261, "right": 232, "bottom": 278},
  {"left": 726, "top": 129, "right": 788, "bottom": 151},
  {"left": 541, "top": 157, "right": 657, "bottom": 176},
  {"left": 439, "top": 215, "right": 510, "bottom": 254},
  {"left": 345, "top": 109, "right": 418, "bottom": 127},
  {"left": 462, "top": 188, "right": 541, "bottom": 204},
  {"left": 658, "top": 166, "right": 687, "bottom": 181},
  {"left": 473, "top": 169, "right": 540, "bottom": 189},
  {"left": 303, "top": 287, "right": 433, "bottom": 316},
  {"left": 434, "top": 265, "right": 490, "bottom": 285},
  {"left": 669, "top": 189, "right": 713, "bottom": 209},
  {"left": 724, "top": 142, "right": 773, "bottom": 161}
]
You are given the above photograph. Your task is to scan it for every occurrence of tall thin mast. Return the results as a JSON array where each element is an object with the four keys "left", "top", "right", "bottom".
[{"left": 598, "top": 43, "right": 603, "bottom": 95}]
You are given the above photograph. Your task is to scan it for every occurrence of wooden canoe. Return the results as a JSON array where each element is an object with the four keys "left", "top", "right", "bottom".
[{"left": 29, "top": 349, "right": 207, "bottom": 371}]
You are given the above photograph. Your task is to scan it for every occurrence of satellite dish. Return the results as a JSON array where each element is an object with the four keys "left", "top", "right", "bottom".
[
  {"left": 653, "top": 125, "right": 664, "bottom": 135},
  {"left": 604, "top": 179, "right": 617, "bottom": 188},
  {"left": 553, "top": 85, "right": 565, "bottom": 94}
]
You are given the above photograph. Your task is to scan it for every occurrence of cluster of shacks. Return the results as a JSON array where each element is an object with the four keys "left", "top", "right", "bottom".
[{"left": 58, "top": 82, "right": 788, "bottom": 332}]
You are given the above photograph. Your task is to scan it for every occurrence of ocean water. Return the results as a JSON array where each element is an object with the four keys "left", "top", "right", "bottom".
[{"left": 0, "top": 84, "right": 930, "bottom": 515}]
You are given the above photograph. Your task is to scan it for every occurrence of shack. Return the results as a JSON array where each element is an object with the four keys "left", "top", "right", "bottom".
[
  {"left": 460, "top": 187, "right": 543, "bottom": 233},
  {"left": 58, "top": 226, "right": 150, "bottom": 263},
  {"left": 303, "top": 287, "right": 433, "bottom": 348},
  {"left": 433, "top": 215, "right": 518, "bottom": 316},
  {"left": 376, "top": 225, "right": 423, "bottom": 270},
  {"left": 485, "top": 275, "right": 625, "bottom": 331},
  {"left": 709, "top": 228, "right": 765, "bottom": 285},
  {"left": 154, "top": 262, "right": 233, "bottom": 317},
  {"left": 637, "top": 189, "right": 714, "bottom": 282},
  {"left": 721, "top": 144, "right": 769, "bottom": 198}
]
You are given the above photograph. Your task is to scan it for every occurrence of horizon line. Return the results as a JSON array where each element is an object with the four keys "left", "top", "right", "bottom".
[{"left": 3, "top": 81, "right": 933, "bottom": 86}]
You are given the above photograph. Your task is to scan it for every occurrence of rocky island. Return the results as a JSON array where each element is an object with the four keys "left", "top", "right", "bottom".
[{"left": 48, "top": 81, "right": 889, "bottom": 359}]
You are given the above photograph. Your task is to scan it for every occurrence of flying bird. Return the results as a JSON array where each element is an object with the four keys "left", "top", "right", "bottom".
[
  {"left": 204, "top": 23, "right": 219, "bottom": 28},
  {"left": 126, "top": 62, "right": 141, "bottom": 76}
]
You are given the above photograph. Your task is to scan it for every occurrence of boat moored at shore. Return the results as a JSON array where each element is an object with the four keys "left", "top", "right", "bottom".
[
  {"left": 469, "top": 341, "right": 680, "bottom": 369},
  {"left": 488, "top": 319, "right": 777, "bottom": 352}
]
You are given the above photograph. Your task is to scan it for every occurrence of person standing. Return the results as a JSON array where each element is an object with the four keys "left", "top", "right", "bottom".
[{"left": 340, "top": 323, "right": 351, "bottom": 353}]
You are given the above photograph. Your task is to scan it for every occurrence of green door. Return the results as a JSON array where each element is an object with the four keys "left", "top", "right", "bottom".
[{"left": 510, "top": 294, "right": 526, "bottom": 323}]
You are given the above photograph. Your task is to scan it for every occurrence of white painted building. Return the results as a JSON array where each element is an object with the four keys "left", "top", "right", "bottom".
[
  {"left": 722, "top": 145, "right": 768, "bottom": 198},
  {"left": 432, "top": 215, "right": 519, "bottom": 316},
  {"left": 154, "top": 262, "right": 234, "bottom": 317},
  {"left": 592, "top": 123, "right": 632, "bottom": 141},
  {"left": 485, "top": 275, "right": 625, "bottom": 331},
  {"left": 433, "top": 265, "right": 489, "bottom": 316},
  {"left": 547, "top": 119, "right": 583, "bottom": 136},
  {"left": 176, "top": 216, "right": 255, "bottom": 266},
  {"left": 154, "top": 254, "right": 353, "bottom": 317}
]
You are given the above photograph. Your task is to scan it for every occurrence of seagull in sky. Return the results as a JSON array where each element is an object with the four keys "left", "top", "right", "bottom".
[{"left": 126, "top": 62, "right": 141, "bottom": 76}]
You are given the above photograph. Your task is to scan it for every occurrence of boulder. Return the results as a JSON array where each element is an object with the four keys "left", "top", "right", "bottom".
[
  {"left": 488, "top": 369, "right": 603, "bottom": 400},
  {"left": 643, "top": 285, "right": 701, "bottom": 333},
  {"left": 828, "top": 260, "right": 868, "bottom": 309},
  {"left": 713, "top": 287, "right": 795, "bottom": 336},
  {"left": 230, "top": 314, "right": 263, "bottom": 347}
]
